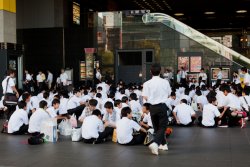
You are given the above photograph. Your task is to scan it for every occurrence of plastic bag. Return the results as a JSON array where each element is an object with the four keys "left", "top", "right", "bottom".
[
  {"left": 58, "top": 119, "right": 72, "bottom": 136},
  {"left": 40, "top": 118, "right": 58, "bottom": 142},
  {"left": 70, "top": 114, "right": 77, "bottom": 128},
  {"left": 71, "top": 128, "right": 82, "bottom": 142}
]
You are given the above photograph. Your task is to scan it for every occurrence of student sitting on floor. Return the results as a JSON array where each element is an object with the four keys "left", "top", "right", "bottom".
[
  {"left": 200, "top": 96, "right": 226, "bottom": 127},
  {"left": 28, "top": 101, "right": 50, "bottom": 136},
  {"left": 82, "top": 109, "right": 109, "bottom": 144},
  {"left": 129, "top": 93, "right": 142, "bottom": 122},
  {"left": 140, "top": 103, "right": 153, "bottom": 130},
  {"left": 116, "top": 107, "right": 147, "bottom": 145},
  {"left": 78, "top": 99, "right": 98, "bottom": 123},
  {"left": 114, "top": 99, "right": 122, "bottom": 117},
  {"left": 173, "top": 99, "right": 196, "bottom": 126},
  {"left": 46, "top": 99, "right": 68, "bottom": 120},
  {"left": 67, "top": 88, "right": 85, "bottom": 119},
  {"left": 8, "top": 101, "right": 29, "bottom": 135}
]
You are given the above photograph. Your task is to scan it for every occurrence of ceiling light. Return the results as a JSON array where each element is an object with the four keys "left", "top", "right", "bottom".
[
  {"left": 236, "top": 10, "right": 247, "bottom": 13},
  {"left": 174, "top": 13, "right": 184, "bottom": 16},
  {"left": 204, "top": 11, "right": 215, "bottom": 15}
]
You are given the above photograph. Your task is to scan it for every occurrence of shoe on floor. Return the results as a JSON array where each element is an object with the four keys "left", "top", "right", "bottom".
[
  {"left": 159, "top": 144, "right": 168, "bottom": 151},
  {"left": 149, "top": 142, "right": 159, "bottom": 155}
]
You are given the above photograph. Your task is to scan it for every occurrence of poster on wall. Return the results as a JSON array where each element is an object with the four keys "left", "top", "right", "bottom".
[
  {"left": 178, "top": 57, "right": 189, "bottom": 71},
  {"left": 80, "top": 61, "right": 86, "bottom": 80},
  {"left": 211, "top": 67, "right": 230, "bottom": 80},
  {"left": 190, "top": 57, "right": 201, "bottom": 72},
  {"left": 84, "top": 48, "right": 96, "bottom": 79},
  {"left": 73, "top": 2, "right": 80, "bottom": 25}
]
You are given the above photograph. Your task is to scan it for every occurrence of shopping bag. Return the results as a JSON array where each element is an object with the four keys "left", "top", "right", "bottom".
[
  {"left": 71, "top": 127, "right": 82, "bottom": 142},
  {"left": 112, "top": 129, "right": 117, "bottom": 143},
  {"left": 70, "top": 114, "right": 77, "bottom": 128},
  {"left": 191, "top": 101, "right": 198, "bottom": 111},
  {"left": 40, "top": 118, "right": 58, "bottom": 142},
  {"left": 58, "top": 119, "right": 72, "bottom": 136}
]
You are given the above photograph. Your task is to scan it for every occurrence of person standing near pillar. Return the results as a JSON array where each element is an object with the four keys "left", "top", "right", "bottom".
[
  {"left": 180, "top": 67, "right": 188, "bottom": 88},
  {"left": 215, "top": 67, "right": 223, "bottom": 88},
  {"left": 23, "top": 70, "right": 32, "bottom": 93},
  {"left": 142, "top": 63, "right": 171, "bottom": 155},
  {"left": 60, "top": 69, "right": 68, "bottom": 91}
]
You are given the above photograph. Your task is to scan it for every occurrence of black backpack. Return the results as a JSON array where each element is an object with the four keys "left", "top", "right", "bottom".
[{"left": 28, "top": 133, "right": 45, "bottom": 145}]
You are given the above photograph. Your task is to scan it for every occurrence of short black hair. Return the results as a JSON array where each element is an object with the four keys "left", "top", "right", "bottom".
[
  {"left": 220, "top": 84, "right": 231, "bottom": 93},
  {"left": 181, "top": 99, "right": 187, "bottom": 104},
  {"left": 73, "top": 89, "right": 80, "bottom": 95},
  {"left": 109, "top": 92, "right": 115, "bottom": 99},
  {"left": 241, "top": 67, "right": 248, "bottom": 73},
  {"left": 170, "top": 92, "right": 176, "bottom": 97},
  {"left": 52, "top": 99, "right": 60, "bottom": 106},
  {"left": 22, "top": 92, "right": 31, "bottom": 101},
  {"left": 89, "top": 99, "right": 98, "bottom": 107},
  {"left": 54, "top": 94, "right": 60, "bottom": 100},
  {"left": 104, "top": 101, "right": 113, "bottom": 109},
  {"left": 207, "top": 97, "right": 216, "bottom": 104},
  {"left": 97, "top": 86, "right": 103, "bottom": 91},
  {"left": 18, "top": 101, "right": 27, "bottom": 109},
  {"left": 83, "top": 90, "right": 88, "bottom": 95},
  {"left": 121, "top": 107, "right": 132, "bottom": 118},
  {"left": 43, "top": 91, "right": 49, "bottom": 99},
  {"left": 195, "top": 90, "right": 202, "bottom": 96},
  {"left": 121, "top": 96, "right": 128, "bottom": 103},
  {"left": 130, "top": 93, "right": 137, "bottom": 100},
  {"left": 39, "top": 100, "right": 48, "bottom": 109},
  {"left": 150, "top": 63, "right": 161, "bottom": 76},
  {"left": 92, "top": 109, "right": 102, "bottom": 117},
  {"left": 120, "top": 89, "right": 125, "bottom": 94},
  {"left": 96, "top": 93, "right": 102, "bottom": 98},
  {"left": 143, "top": 103, "right": 151, "bottom": 110},
  {"left": 114, "top": 100, "right": 122, "bottom": 107}
]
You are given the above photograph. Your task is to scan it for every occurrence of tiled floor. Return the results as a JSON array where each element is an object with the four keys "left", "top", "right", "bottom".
[{"left": 0, "top": 123, "right": 250, "bottom": 167}]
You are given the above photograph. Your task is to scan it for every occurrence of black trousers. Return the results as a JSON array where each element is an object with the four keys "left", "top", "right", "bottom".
[
  {"left": 5, "top": 105, "right": 17, "bottom": 120},
  {"left": 215, "top": 79, "right": 221, "bottom": 87},
  {"left": 178, "top": 117, "right": 196, "bottom": 127},
  {"left": 67, "top": 105, "right": 85, "bottom": 119},
  {"left": 150, "top": 103, "right": 168, "bottom": 145},
  {"left": 122, "top": 132, "right": 146, "bottom": 146},
  {"left": 12, "top": 124, "right": 28, "bottom": 135},
  {"left": 83, "top": 127, "right": 114, "bottom": 144}
]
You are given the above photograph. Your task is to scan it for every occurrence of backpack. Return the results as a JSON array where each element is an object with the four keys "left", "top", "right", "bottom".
[{"left": 28, "top": 133, "right": 45, "bottom": 145}]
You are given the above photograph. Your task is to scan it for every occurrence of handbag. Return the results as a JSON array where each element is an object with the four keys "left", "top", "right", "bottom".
[
  {"left": 144, "top": 130, "right": 154, "bottom": 146},
  {"left": 3, "top": 77, "right": 18, "bottom": 106}
]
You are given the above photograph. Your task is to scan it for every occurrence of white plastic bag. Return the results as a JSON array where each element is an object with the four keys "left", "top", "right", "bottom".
[
  {"left": 58, "top": 119, "right": 72, "bottom": 136},
  {"left": 71, "top": 128, "right": 82, "bottom": 142},
  {"left": 40, "top": 118, "right": 58, "bottom": 142},
  {"left": 70, "top": 114, "right": 77, "bottom": 128}
]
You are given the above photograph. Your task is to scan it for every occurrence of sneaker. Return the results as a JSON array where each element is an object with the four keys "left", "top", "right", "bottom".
[
  {"left": 218, "top": 125, "right": 228, "bottom": 128},
  {"left": 149, "top": 142, "right": 159, "bottom": 155},
  {"left": 159, "top": 144, "right": 168, "bottom": 151}
]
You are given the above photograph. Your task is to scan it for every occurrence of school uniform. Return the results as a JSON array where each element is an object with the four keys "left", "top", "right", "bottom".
[
  {"left": 201, "top": 103, "right": 220, "bottom": 127},
  {"left": 196, "top": 95, "right": 208, "bottom": 107},
  {"left": 142, "top": 76, "right": 171, "bottom": 146},
  {"left": 28, "top": 108, "right": 51, "bottom": 134},
  {"left": 67, "top": 95, "right": 84, "bottom": 118},
  {"left": 30, "top": 96, "right": 40, "bottom": 110},
  {"left": 117, "top": 117, "right": 145, "bottom": 145},
  {"left": 47, "top": 106, "right": 59, "bottom": 118},
  {"left": 60, "top": 72, "right": 68, "bottom": 86},
  {"left": 8, "top": 109, "right": 29, "bottom": 134},
  {"left": 143, "top": 112, "right": 153, "bottom": 128},
  {"left": 244, "top": 73, "right": 250, "bottom": 94},
  {"left": 239, "top": 95, "right": 250, "bottom": 112},
  {"left": 173, "top": 103, "right": 195, "bottom": 126},
  {"left": 81, "top": 95, "right": 91, "bottom": 103},
  {"left": 129, "top": 100, "right": 142, "bottom": 121},
  {"left": 2, "top": 76, "right": 15, "bottom": 94},
  {"left": 216, "top": 71, "right": 222, "bottom": 87},
  {"left": 180, "top": 95, "right": 191, "bottom": 104},
  {"left": 59, "top": 97, "right": 69, "bottom": 115},
  {"left": 198, "top": 72, "right": 207, "bottom": 84}
]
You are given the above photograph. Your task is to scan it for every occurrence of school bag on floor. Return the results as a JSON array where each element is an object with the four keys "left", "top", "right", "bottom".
[
  {"left": 40, "top": 118, "right": 58, "bottom": 142},
  {"left": 58, "top": 119, "right": 72, "bottom": 136},
  {"left": 28, "top": 133, "right": 45, "bottom": 145}
]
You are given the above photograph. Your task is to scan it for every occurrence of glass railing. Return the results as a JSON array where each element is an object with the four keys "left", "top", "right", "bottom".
[{"left": 142, "top": 13, "right": 250, "bottom": 66}]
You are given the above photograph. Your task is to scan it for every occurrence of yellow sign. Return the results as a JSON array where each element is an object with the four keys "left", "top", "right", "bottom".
[{"left": 0, "top": 0, "right": 16, "bottom": 13}]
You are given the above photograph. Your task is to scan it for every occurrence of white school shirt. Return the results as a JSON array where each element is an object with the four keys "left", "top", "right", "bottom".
[
  {"left": 196, "top": 95, "right": 208, "bottom": 107},
  {"left": 134, "top": 89, "right": 142, "bottom": 98},
  {"left": 26, "top": 74, "right": 32, "bottom": 81},
  {"left": 16, "top": 101, "right": 32, "bottom": 114},
  {"left": 97, "top": 82, "right": 109, "bottom": 94},
  {"left": 198, "top": 72, "right": 207, "bottom": 81},
  {"left": 239, "top": 96, "right": 250, "bottom": 112},
  {"left": 173, "top": 103, "right": 195, "bottom": 125},
  {"left": 202, "top": 104, "right": 220, "bottom": 126},
  {"left": 81, "top": 95, "right": 91, "bottom": 103},
  {"left": 28, "top": 108, "right": 51, "bottom": 133},
  {"left": 143, "top": 112, "right": 153, "bottom": 128},
  {"left": 115, "top": 92, "right": 121, "bottom": 100},
  {"left": 129, "top": 100, "right": 142, "bottom": 116},
  {"left": 47, "top": 73, "right": 53, "bottom": 82},
  {"left": 216, "top": 90, "right": 226, "bottom": 108},
  {"left": 180, "top": 95, "right": 191, "bottom": 104},
  {"left": 30, "top": 96, "right": 40, "bottom": 110},
  {"left": 46, "top": 107, "right": 59, "bottom": 118},
  {"left": 181, "top": 70, "right": 187, "bottom": 79},
  {"left": 224, "top": 93, "right": 242, "bottom": 110},
  {"left": 67, "top": 95, "right": 81, "bottom": 110},
  {"left": 60, "top": 72, "right": 68, "bottom": 86},
  {"left": 95, "top": 71, "right": 102, "bottom": 80},
  {"left": 103, "top": 110, "right": 119, "bottom": 127},
  {"left": 2, "top": 76, "right": 15, "bottom": 94},
  {"left": 217, "top": 71, "right": 222, "bottom": 80},
  {"left": 244, "top": 73, "right": 250, "bottom": 86},
  {"left": 8, "top": 109, "right": 29, "bottom": 133},
  {"left": 81, "top": 115, "right": 104, "bottom": 139},
  {"left": 142, "top": 76, "right": 171, "bottom": 105},
  {"left": 116, "top": 117, "right": 141, "bottom": 144},
  {"left": 114, "top": 107, "right": 121, "bottom": 118},
  {"left": 59, "top": 98, "right": 69, "bottom": 114},
  {"left": 36, "top": 74, "right": 43, "bottom": 83}
]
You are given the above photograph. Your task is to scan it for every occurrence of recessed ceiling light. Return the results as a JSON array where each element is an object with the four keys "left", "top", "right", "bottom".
[
  {"left": 236, "top": 10, "right": 247, "bottom": 13},
  {"left": 174, "top": 13, "right": 184, "bottom": 16},
  {"left": 204, "top": 11, "right": 215, "bottom": 15}
]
